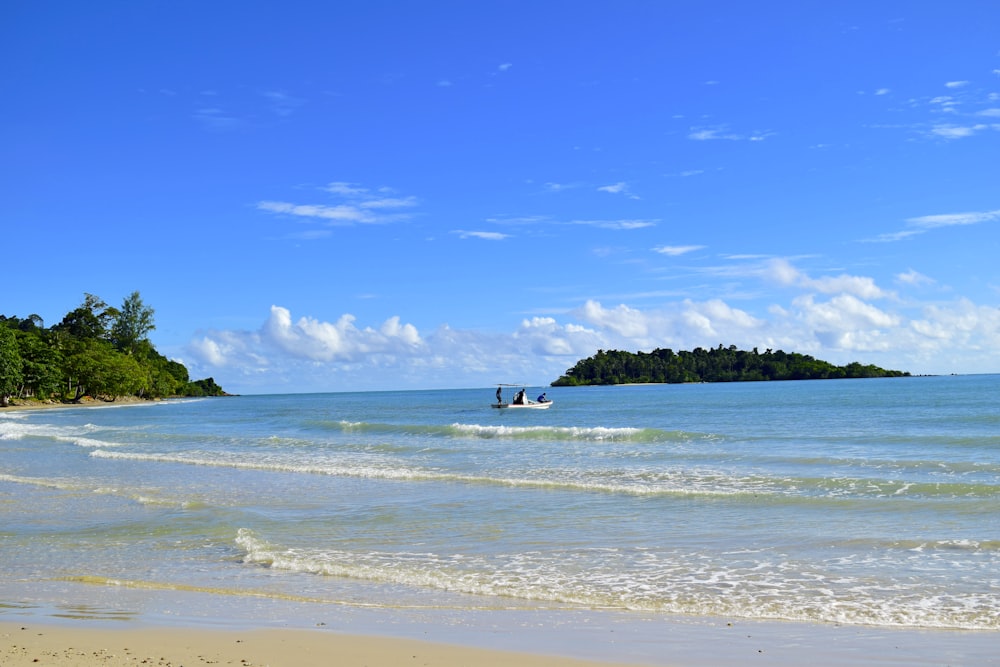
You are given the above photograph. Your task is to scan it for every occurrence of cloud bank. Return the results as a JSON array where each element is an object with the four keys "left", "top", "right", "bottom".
[{"left": 184, "top": 259, "right": 1000, "bottom": 393}]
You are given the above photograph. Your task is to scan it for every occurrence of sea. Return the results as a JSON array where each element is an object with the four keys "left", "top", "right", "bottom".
[{"left": 2, "top": 375, "right": 998, "bottom": 664}]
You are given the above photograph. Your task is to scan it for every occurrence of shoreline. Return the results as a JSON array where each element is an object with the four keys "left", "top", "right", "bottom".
[
  {"left": 2, "top": 611, "right": 997, "bottom": 667},
  {"left": 1, "top": 396, "right": 155, "bottom": 412}
]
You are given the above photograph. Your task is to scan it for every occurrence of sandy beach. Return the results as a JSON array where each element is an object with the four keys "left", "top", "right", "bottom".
[
  {"left": 1, "top": 622, "right": 634, "bottom": 667},
  {"left": 1, "top": 396, "right": 157, "bottom": 412},
  {"left": 5, "top": 615, "right": 998, "bottom": 667}
]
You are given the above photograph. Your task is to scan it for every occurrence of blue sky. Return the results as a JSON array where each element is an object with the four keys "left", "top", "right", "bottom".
[{"left": 4, "top": 1, "right": 1000, "bottom": 394}]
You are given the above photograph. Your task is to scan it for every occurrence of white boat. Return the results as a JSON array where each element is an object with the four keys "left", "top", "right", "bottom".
[{"left": 492, "top": 384, "right": 553, "bottom": 409}]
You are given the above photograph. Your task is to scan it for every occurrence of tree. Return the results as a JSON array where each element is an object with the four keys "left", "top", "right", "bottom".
[
  {"left": 0, "top": 326, "right": 24, "bottom": 407},
  {"left": 110, "top": 291, "right": 155, "bottom": 355},
  {"left": 3, "top": 292, "right": 225, "bottom": 402},
  {"left": 13, "top": 329, "right": 63, "bottom": 399},
  {"left": 54, "top": 293, "right": 115, "bottom": 340}
]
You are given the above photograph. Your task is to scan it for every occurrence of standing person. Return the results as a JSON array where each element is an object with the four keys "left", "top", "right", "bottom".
[{"left": 496, "top": 386, "right": 503, "bottom": 405}]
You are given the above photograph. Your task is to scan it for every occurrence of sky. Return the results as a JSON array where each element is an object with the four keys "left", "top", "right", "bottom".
[{"left": 3, "top": 1, "right": 1000, "bottom": 394}]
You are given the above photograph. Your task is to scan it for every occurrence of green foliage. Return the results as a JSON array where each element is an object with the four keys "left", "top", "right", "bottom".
[
  {"left": 1, "top": 292, "right": 227, "bottom": 403},
  {"left": 52, "top": 294, "right": 115, "bottom": 340},
  {"left": 109, "top": 291, "right": 155, "bottom": 355},
  {"left": 552, "top": 345, "right": 910, "bottom": 386},
  {"left": 0, "top": 326, "right": 24, "bottom": 407},
  {"left": 183, "top": 377, "right": 226, "bottom": 397}
]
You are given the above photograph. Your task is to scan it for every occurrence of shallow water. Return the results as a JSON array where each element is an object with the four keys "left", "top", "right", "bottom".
[{"left": 2, "top": 376, "right": 999, "bottom": 661}]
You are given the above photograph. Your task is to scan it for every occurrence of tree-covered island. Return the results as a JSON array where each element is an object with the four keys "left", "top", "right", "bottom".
[
  {"left": 552, "top": 345, "right": 909, "bottom": 386},
  {"left": 0, "top": 292, "right": 227, "bottom": 407}
]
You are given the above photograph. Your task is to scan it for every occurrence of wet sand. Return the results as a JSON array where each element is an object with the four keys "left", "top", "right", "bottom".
[{"left": 1, "top": 622, "right": 629, "bottom": 667}]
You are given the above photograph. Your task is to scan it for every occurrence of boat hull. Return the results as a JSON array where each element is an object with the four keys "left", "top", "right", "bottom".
[{"left": 492, "top": 401, "right": 552, "bottom": 409}]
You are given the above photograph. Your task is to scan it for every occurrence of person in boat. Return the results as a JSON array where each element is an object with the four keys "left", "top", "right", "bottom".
[
  {"left": 496, "top": 386, "right": 503, "bottom": 404},
  {"left": 513, "top": 388, "right": 526, "bottom": 404},
  {"left": 536, "top": 392, "right": 548, "bottom": 403}
]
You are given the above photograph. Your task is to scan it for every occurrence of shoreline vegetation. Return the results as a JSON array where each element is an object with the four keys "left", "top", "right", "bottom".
[
  {"left": 552, "top": 346, "right": 909, "bottom": 386},
  {"left": 0, "top": 292, "right": 228, "bottom": 408}
]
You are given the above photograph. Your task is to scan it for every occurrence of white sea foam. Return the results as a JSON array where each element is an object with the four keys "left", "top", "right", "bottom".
[
  {"left": 450, "top": 423, "right": 661, "bottom": 441},
  {"left": 88, "top": 449, "right": 778, "bottom": 498},
  {"left": 0, "top": 472, "right": 80, "bottom": 490},
  {"left": 233, "top": 528, "right": 1000, "bottom": 630}
]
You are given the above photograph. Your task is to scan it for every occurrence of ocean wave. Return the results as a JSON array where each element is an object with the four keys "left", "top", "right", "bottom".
[
  {"left": 89, "top": 449, "right": 778, "bottom": 498},
  {"left": 0, "top": 419, "right": 131, "bottom": 450},
  {"left": 86, "top": 448, "right": 1000, "bottom": 503},
  {"left": 315, "top": 419, "right": 693, "bottom": 443},
  {"left": 233, "top": 528, "right": 1000, "bottom": 630},
  {"left": 0, "top": 472, "right": 80, "bottom": 491},
  {"left": 449, "top": 423, "right": 686, "bottom": 442}
]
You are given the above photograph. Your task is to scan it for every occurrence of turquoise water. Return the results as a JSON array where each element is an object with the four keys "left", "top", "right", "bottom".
[{"left": 2, "top": 376, "right": 998, "bottom": 641}]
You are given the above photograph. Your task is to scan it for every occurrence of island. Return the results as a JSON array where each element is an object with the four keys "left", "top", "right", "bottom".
[{"left": 552, "top": 345, "right": 909, "bottom": 386}]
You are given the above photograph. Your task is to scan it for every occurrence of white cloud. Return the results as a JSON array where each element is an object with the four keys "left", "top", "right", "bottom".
[
  {"left": 257, "top": 201, "right": 376, "bottom": 223},
  {"left": 653, "top": 245, "right": 705, "bottom": 256},
  {"left": 262, "top": 305, "right": 423, "bottom": 362},
  {"left": 186, "top": 278, "right": 1000, "bottom": 393},
  {"left": 896, "top": 269, "right": 934, "bottom": 286},
  {"left": 761, "top": 258, "right": 889, "bottom": 299},
  {"left": 575, "top": 300, "right": 650, "bottom": 338},
  {"left": 189, "top": 336, "right": 230, "bottom": 366},
  {"left": 571, "top": 219, "right": 657, "bottom": 230},
  {"left": 869, "top": 207, "right": 1000, "bottom": 242},
  {"left": 907, "top": 209, "right": 1000, "bottom": 228},
  {"left": 514, "top": 317, "right": 602, "bottom": 356},
  {"left": 689, "top": 125, "right": 772, "bottom": 141},
  {"left": 929, "top": 95, "right": 957, "bottom": 109},
  {"left": 597, "top": 182, "right": 640, "bottom": 199},
  {"left": 544, "top": 182, "right": 576, "bottom": 192},
  {"left": 360, "top": 196, "right": 418, "bottom": 209},
  {"left": 258, "top": 182, "right": 418, "bottom": 227},
  {"left": 453, "top": 230, "right": 510, "bottom": 240},
  {"left": 945, "top": 80, "right": 970, "bottom": 89},
  {"left": 324, "top": 182, "right": 368, "bottom": 196},
  {"left": 598, "top": 182, "right": 628, "bottom": 194},
  {"left": 688, "top": 126, "right": 741, "bottom": 141},
  {"left": 794, "top": 293, "right": 899, "bottom": 332},
  {"left": 930, "top": 123, "right": 989, "bottom": 139}
]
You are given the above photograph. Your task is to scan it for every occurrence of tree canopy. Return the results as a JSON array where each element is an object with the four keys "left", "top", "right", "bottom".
[
  {"left": 551, "top": 345, "right": 909, "bottom": 387},
  {"left": 1, "top": 292, "right": 228, "bottom": 406}
]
